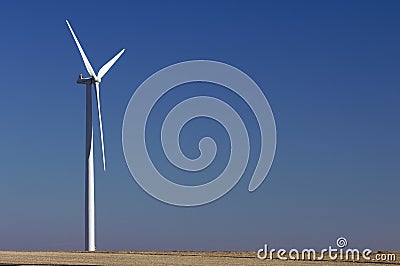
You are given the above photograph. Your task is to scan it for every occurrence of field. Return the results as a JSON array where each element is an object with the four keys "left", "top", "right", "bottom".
[{"left": 0, "top": 251, "right": 399, "bottom": 265}]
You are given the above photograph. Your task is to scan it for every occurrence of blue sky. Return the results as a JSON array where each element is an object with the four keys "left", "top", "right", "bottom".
[{"left": 0, "top": 1, "right": 399, "bottom": 251}]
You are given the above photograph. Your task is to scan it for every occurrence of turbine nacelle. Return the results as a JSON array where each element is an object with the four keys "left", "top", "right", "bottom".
[
  {"left": 76, "top": 74, "right": 101, "bottom": 85},
  {"left": 77, "top": 74, "right": 93, "bottom": 84}
]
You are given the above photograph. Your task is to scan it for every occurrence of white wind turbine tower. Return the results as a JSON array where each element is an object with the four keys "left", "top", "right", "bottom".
[{"left": 66, "top": 20, "right": 125, "bottom": 251}]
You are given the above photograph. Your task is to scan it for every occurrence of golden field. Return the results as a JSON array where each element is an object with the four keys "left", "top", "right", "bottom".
[{"left": 0, "top": 250, "right": 398, "bottom": 265}]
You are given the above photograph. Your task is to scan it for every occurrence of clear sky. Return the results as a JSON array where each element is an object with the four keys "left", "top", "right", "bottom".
[{"left": 0, "top": 0, "right": 399, "bottom": 251}]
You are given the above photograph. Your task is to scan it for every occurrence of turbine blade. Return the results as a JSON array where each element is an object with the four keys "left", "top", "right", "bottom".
[
  {"left": 66, "top": 20, "right": 97, "bottom": 79},
  {"left": 97, "top": 49, "right": 125, "bottom": 80},
  {"left": 94, "top": 83, "right": 106, "bottom": 171}
]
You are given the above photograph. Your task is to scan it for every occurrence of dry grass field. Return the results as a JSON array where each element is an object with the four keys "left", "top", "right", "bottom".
[{"left": 0, "top": 251, "right": 399, "bottom": 266}]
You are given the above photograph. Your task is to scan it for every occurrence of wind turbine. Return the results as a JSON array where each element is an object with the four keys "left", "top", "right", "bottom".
[{"left": 66, "top": 20, "right": 124, "bottom": 251}]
